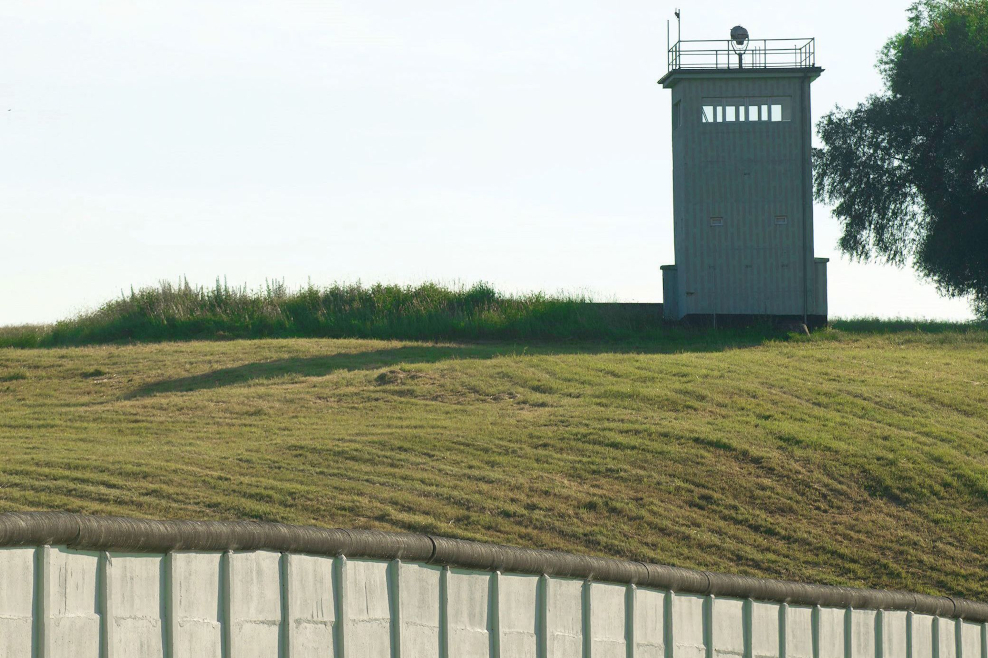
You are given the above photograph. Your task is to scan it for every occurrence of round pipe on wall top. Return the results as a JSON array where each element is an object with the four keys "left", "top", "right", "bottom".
[{"left": 1, "top": 512, "right": 987, "bottom": 620}]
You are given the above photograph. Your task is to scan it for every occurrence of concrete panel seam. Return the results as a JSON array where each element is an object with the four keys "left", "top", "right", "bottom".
[
  {"left": 845, "top": 608, "right": 852, "bottom": 658},
  {"left": 280, "top": 553, "right": 291, "bottom": 658},
  {"left": 627, "top": 585, "right": 636, "bottom": 658},
  {"left": 665, "top": 591, "right": 675, "bottom": 658},
  {"left": 390, "top": 559, "right": 401, "bottom": 658},
  {"left": 585, "top": 580, "right": 593, "bottom": 658},
  {"left": 336, "top": 556, "right": 347, "bottom": 658},
  {"left": 906, "top": 612, "right": 914, "bottom": 658},
  {"left": 812, "top": 605, "right": 821, "bottom": 658},
  {"left": 743, "top": 599, "right": 754, "bottom": 658},
  {"left": 537, "top": 575, "right": 548, "bottom": 658},
  {"left": 33, "top": 545, "right": 50, "bottom": 658},
  {"left": 163, "top": 553, "right": 174, "bottom": 658},
  {"left": 439, "top": 566, "right": 449, "bottom": 658},
  {"left": 780, "top": 603, "right": 788, "bottom": 658},
  {"left": 100, "top": 551, "right": 111, "bottom": 658},
  {"left": 222, "top": 550, "right": 232, "bottom": 658},
  {"left": 492, "top": 570, "right": 502, "bottom": 658},
  {"left": 878, "top": 610, "right": 885, "bottom": 658},
  {"left": 934, "top": 617, "right": 941, "bottom": 658}
]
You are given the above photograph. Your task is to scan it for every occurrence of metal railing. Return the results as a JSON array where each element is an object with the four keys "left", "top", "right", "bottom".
[{"left": 668, "top": 37, "right": 815, "bottom": 71}]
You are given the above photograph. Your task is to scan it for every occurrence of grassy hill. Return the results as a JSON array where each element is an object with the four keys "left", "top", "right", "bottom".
[{"left": 2, "top": 327, "right": 988, "bottom": 599}]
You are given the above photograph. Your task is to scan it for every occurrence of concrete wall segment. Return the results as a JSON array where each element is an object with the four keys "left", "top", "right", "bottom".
[
  {"left": 2, "top": 513, "right": 987, "bottom": 621},
  {"left": 0, "top": 548, "right": 36, "bottom": 658},
  {"left": 4, "top": 513, "right": 988, "bottom": 658}
]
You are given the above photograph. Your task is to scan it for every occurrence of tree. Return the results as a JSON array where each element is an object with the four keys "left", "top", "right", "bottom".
[{"left": 813, "top": 0, "right": 988, "bottom": 318}]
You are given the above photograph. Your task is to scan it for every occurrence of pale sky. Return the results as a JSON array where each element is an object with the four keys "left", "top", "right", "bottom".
[{"left": 0, "top": 0, "right": 975, "bottom": 325}]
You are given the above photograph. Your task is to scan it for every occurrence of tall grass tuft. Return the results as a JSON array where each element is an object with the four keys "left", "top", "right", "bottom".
[{"left": 1, "top": 279, "right": 674, "bottom": 347}]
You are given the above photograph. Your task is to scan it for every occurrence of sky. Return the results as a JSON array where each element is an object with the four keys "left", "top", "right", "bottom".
[{"left": 0, "top": 0, "right": 976, "bottom": 325}]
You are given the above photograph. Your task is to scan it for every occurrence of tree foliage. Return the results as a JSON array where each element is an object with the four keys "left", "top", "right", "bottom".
[{"left": 814, "top": 0, "right": 988, "bottom": 317}]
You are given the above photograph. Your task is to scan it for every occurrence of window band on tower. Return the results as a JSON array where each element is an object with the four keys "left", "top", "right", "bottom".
[{"left": 701, "top": 97, "right": 791, "bottom": 123}]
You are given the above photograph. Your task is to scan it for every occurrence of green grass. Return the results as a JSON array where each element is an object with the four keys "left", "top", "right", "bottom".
[
  {"left": 4, "top": 278, "right": 982, "bottom": 348},
  {"left": 0, "top": 279, "right": 677, "bottom": 348},
  {"left": 2, "top": 326, "right": 988, "bottom": 599}
]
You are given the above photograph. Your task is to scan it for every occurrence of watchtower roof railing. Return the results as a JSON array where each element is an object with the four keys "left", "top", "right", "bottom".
[{"left": 668, "top": 37, "right": 815, "bottom": 72}]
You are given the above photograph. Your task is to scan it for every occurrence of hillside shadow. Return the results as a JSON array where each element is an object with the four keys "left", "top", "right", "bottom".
[
  {"left": 126, "top": 346, "right": 468, "bottom": 398},
  {"left": 126, "top": 332, "right": 783, "bottom": 399}
]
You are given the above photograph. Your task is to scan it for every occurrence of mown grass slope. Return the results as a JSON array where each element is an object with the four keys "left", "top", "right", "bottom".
[{"left": 2, "top": 328, "right": 988, "bottom": 599}]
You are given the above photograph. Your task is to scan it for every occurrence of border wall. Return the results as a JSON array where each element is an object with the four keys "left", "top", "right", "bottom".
[{"left": 1, "top": 512, "right": 986, "bottom": 658}]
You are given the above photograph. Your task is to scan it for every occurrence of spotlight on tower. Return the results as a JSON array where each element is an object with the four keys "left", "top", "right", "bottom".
[
  {"left": 730, "top": 25, "right": 750, "bottom": 67},
  {"left": 731, "top": 25, "right": 749, "bottom": 46}
]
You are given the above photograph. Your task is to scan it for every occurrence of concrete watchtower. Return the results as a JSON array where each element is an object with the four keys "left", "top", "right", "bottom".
[{"left": 659, "top": 27, "right": 828, "bottom": 326}]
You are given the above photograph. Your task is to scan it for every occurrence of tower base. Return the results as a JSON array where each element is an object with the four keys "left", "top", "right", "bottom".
[{"left": 678, "top": 313, "right": 828, "bottom": 330}]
